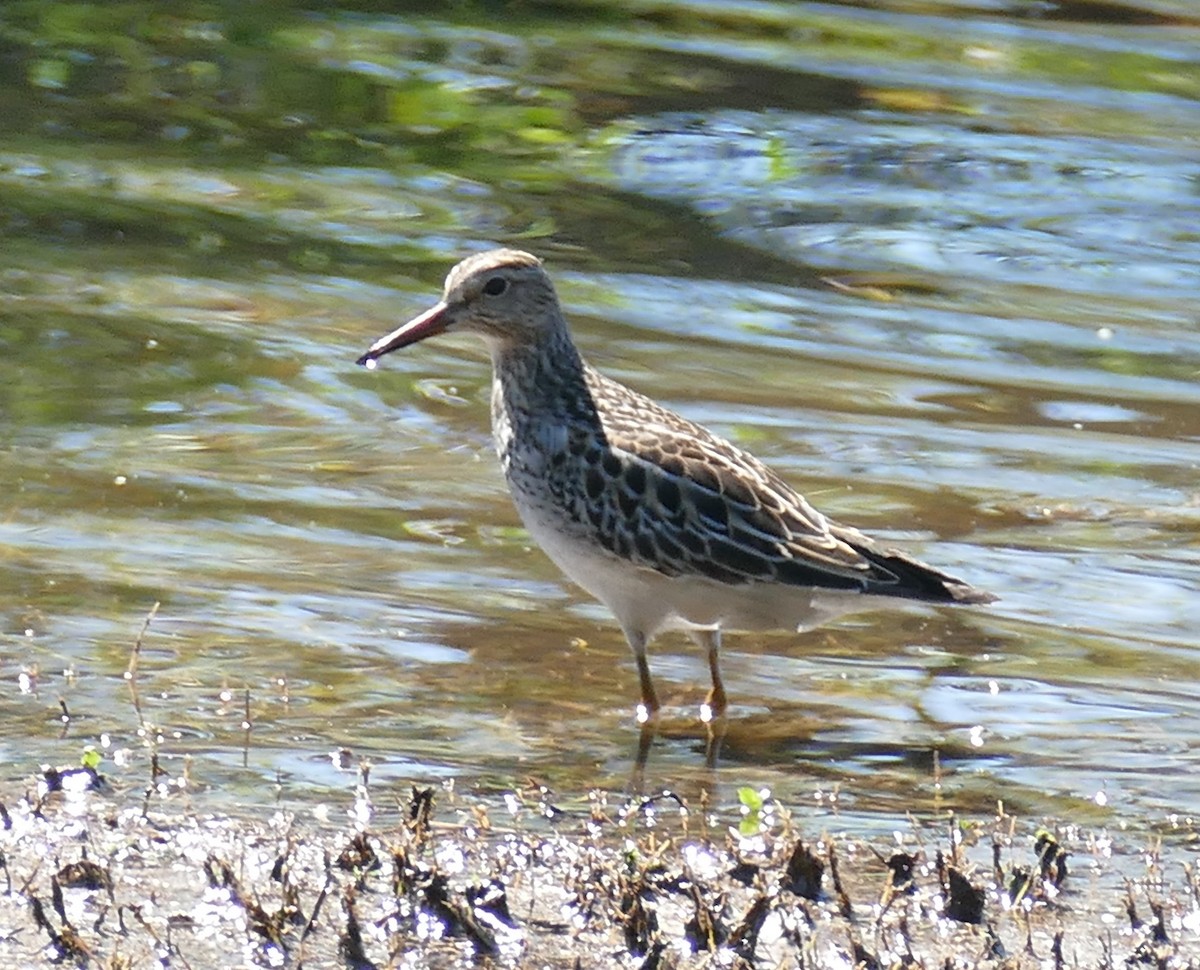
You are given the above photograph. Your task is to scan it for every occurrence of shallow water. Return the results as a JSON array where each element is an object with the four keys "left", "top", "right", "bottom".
[{"left": 1, "top": 0, "right": 1198, "bottom": 833}]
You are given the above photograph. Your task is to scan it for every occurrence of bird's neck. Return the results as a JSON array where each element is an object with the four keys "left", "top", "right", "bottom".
[
  {"left": 492, "top": 326, "right": 585, "bottom": 398},
  {"left": 489, "top": 328, "right": 591, "bottom": 415}
]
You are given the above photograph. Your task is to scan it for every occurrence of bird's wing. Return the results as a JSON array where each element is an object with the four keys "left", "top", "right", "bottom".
[{"left": 573, "top": 370, "right": 987, "bottom": 602}]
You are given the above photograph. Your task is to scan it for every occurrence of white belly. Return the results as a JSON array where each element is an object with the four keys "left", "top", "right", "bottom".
[{"left": 513, "top": 496, "right": 866, "bottom": 641}]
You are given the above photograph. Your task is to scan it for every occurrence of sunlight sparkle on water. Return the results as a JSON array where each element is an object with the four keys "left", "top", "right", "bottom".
[
  {"left": 434, "top": 842, "right": 466, "bottom": 875},
  {"left": 681, "top": 842, "right": 722, "bottom": 880}
]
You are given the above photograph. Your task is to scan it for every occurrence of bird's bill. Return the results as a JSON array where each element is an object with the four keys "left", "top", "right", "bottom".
[{"left": 355, "top": 301, "right": 449, "bottom": 367}]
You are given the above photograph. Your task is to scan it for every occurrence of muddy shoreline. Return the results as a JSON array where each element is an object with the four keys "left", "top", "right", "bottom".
[{"left": 2, "top": 765, "right": 1197, "bottom": 968}]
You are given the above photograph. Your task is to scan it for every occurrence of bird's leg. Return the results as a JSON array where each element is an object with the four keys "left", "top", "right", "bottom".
[
  {"left": 690, "top": 628, "right": 727, "bottom": 721},
  {"left": 704, "top": 716, "right": 728, "bottom": 770},
  {"left": 623, "top": 627, "right": 659, "bottom": 723},
  {"left": 632, "top": 719, "right": 656, "bottom": 789}
]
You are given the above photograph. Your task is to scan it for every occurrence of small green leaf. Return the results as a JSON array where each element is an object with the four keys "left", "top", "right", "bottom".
[{"left": 737, "top": 786, "right": 763, "bottom": 813}]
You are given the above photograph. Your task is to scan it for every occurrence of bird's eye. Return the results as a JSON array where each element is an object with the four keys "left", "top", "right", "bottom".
[{"left": 482, "top": 276, "right": 508, "bottom": 296}]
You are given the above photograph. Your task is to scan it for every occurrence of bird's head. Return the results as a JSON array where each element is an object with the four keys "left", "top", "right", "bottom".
[{"left": 356, "top": 249, "right": 564, "bottom": 366}]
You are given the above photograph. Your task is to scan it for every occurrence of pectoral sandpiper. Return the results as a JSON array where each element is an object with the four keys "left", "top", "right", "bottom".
[{"left": 358, "top": 249, "right": 994, "bottom": 721}]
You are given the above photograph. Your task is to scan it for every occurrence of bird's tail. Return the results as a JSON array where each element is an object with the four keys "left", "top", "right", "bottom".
[{"left": 858, "top": 545, "right": 997, "bottom": 605}]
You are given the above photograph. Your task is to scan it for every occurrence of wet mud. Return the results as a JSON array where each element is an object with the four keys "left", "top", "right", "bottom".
[{"left": 2, "top": 769, "right": 1197, "bottom": 968}]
